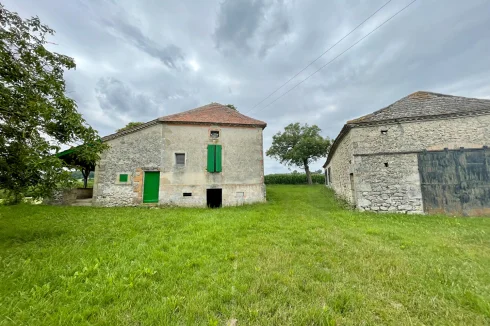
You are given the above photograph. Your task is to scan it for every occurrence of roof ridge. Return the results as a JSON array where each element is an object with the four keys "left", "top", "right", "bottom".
[
  {"left": 348, "top": 91, "right": 490, "bottom": 124},
  {"left": 158, "top": 102, "right": 223, "bottom": 119},
  {"left": 326, "top": 91, "right": 490, "bottom": 167},
  {"left": 103, "top": 103, "right": 267, "bottom": 142},
  {"left": 159, "top": 102, "right": 266, "bottom": 127},
  {"left": 409, "top": 90, "right": 490, "bottom": 100}
]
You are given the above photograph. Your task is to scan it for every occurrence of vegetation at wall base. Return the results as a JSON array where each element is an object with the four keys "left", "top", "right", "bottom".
[
  {"left": 1, "top": 186, "right": 489, "bottom": 325},
  {"left": 265, "top": 173, "right": 324, "bottom": 184}
]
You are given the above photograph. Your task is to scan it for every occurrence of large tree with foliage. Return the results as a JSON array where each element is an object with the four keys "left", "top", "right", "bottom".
[
  {"left": 267, "top": 123, "right": 331, "bottom": 184},
  {"left": 0, "top": 4, "right": 106, "bottom": 202}
]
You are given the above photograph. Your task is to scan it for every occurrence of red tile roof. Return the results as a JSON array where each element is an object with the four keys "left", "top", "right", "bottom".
[
  {"left": 102, "top": 103, "right": 267, "bottom": 141},
  {"left": 158, "top": 103, "right": 267, "bottom": 128}
]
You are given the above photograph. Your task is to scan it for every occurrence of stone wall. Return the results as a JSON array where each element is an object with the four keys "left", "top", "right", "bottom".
[
  {"left": 327, "top": 114, "right": 490, "bottom": 213},
  {"left": 353, "top": 153, "right": 423, "bottom": 213},
  {"left": 325, "top": 129, "right": 355, "bottom": 204},
  {"left": 159, "top": 184, "right": 265, "bottom": 207},
  {"left": 93, "top": 123, "right": 265, "bottom": 207},
  {"left": 352, "top": 114, "right": 490, "bottom": 154},
  {"left": 93, "top": 124, "right": 164, "bottom": 206},
  {"left": 43, "top": 189, "right": 78, "bottom": 205},
  {"left": 159, "top": 124, "right": 265, "bottom": 206}
]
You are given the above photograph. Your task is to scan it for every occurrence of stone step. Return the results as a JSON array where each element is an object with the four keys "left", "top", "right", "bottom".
[{"left": 71, "top": 198, "right": 93, "bottom": 206}]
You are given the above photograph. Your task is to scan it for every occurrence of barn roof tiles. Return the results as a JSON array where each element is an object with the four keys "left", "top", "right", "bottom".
[
  {"left": 324, "top": 91, "right": 490, "bottom": 167},
  {"left": 348, "top": 91, "right": 490, "bottom": 125}
]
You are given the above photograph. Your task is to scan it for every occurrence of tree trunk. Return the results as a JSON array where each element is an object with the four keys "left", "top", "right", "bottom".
[
  {"left": 81, "top": 167, "right": 89, "bottom": 188},
  {"left": 304, "top": 161, "right": 312, "bottom": 185}
]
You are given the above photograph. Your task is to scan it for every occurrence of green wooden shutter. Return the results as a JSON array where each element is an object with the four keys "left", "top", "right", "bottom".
[
  {"left": 207, "top": 145, "right": 215, "bottom": 172},
  {"left": 215, "top": 145, "right": 222, "bottom": 172}
]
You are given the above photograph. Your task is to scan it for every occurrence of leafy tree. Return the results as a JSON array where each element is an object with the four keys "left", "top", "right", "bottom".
[
  {"left": 266, "top": 123, "right": 331, "bottom": 184},
  {"left": 116, "top": 121, "right": 144, "bottom": 133},
  {"left": 71, "top": 170, "right": 94, "bottom": 180},
  {"left": 226, "top": 104, "right": 237, "bottom": 111},
  {"left": 0, "top": 4, "right": 106, "bottom": 203}
]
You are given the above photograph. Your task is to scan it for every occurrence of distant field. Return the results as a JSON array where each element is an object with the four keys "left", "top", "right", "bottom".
[{"left": 0, "top": 186, "right": 489, "bottom": 325}]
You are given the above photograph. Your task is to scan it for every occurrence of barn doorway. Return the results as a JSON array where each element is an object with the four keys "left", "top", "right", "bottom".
[
  {"left": 418, "top": 147, "right": 490, "bottom": 216},
  {"left": 207, "top": 189, "right": 222, "bottom": 208}
]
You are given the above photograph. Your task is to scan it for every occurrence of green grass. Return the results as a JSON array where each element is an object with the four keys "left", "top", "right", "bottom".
[{"left": 0, "top": 186, "right": 489, "bottom": 325}]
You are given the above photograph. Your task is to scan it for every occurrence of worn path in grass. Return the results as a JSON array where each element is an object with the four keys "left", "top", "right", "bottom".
[{"left": 0, "top": 185, "right": 489, "bottom": 325}]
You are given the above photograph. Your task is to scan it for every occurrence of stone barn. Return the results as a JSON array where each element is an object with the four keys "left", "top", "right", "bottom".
[
  {"left": 324, "top": 91, "right": 490, "bottom": 216},
  {"left": 93, "top": 103, "right": 267, "bottom": 207}
]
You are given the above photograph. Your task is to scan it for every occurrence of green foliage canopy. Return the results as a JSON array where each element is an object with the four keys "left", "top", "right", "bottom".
[
  {"left": 0, "top": 4, "right": 106, "bottom": 202},
  {"left": 266, "top": 123, "right": 331, "bottom": 184}
]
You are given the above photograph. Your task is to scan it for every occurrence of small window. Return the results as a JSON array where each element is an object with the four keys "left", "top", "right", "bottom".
[
  {"left": 210, "top": 130, "right": 220, "bottom": 139},
  {"left": 119, "top": 174, "right": 128, "bottom": 182},
  {"left": 183, "top": 193, "right": 192, "bottom": 197},
  {"left": 384, "top": 162, "right": 389, "bottom": 167},
  {"left": 175, "top": 153, "right": 185, "bottom": 165},
  {"left": 381, "top": 130, "right": 388, "bottom": 135}
]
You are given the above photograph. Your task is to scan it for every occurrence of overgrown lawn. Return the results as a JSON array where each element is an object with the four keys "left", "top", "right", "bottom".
[{"left": 0, "top": 186, "right": 489, "bottom": 325}]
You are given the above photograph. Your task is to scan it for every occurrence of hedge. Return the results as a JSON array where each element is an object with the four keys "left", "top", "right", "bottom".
[{"left": 264, "top": 173, "right": 325, "bottom": 185}]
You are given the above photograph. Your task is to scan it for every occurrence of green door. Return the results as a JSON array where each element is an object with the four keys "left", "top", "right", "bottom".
[{"left": 143, "top": 171, "right": 160, "bottom": 203}]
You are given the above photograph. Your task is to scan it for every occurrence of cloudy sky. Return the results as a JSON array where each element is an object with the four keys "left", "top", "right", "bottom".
[{"left": 4, "top": 0, "right": 490, "bottom": 173}]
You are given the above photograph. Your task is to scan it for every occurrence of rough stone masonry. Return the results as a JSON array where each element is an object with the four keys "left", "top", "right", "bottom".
[
  {"left": 324, "top": 91, "right": 490, "bottom": 214},
  {"left": 93, "top": 103, "right": 267, "bottom": 207}
]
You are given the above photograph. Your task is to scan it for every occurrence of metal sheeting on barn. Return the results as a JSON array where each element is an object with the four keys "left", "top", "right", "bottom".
[{"left": 418, "top": 147, "right": 490, "bottom": 216}]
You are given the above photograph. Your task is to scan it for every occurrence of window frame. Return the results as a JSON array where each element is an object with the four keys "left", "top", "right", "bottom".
[
  {"left": 175, "top": 153, "right": 186, "bottom": 166},
  {"left": 117, "top": 173, "right": 131, "bottom": 184},
  {"left": 210, "top": 130, "right": 220, "bottom": 139}
]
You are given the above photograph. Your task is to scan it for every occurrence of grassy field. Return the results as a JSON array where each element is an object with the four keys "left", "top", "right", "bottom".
[{"left": 0, "top": 186, "right": 489, "bottom": 325}]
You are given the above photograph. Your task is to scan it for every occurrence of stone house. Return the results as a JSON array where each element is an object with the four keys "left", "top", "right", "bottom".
[
  {"left": 93, "top": 103, "right": 267, "bottom": 207},
  {"left": 324, "top": 91, "right": 490, "bottom": 216}
]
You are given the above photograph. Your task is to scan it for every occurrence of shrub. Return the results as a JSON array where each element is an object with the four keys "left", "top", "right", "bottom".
[{"left": 264, "top": 173, "right": 325, "bottom": 185}]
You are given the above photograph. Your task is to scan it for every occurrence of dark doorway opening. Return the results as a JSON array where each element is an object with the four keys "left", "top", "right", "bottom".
[{"left": 207, "top": 189, "right": 222, "bottom": 208}]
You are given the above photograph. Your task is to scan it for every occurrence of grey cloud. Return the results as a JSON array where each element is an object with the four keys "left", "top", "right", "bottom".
[
  {"left": 214, "top": 0, "right": 291, "bottom": 57},
  {"left": 258, "top": 3, "right": 291, "bottom": 57},
  {"left": 95, "top": 77, "right": 162, "bottom": 120},
  {"left": 4, "top": 0, "right": 490, "bottom": 174},
  {"left": 102, "top": 17, "right": 185, "bottom": 69},
  {"left": 214, "top": 0, "right": 264, "bottom": 54}
]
